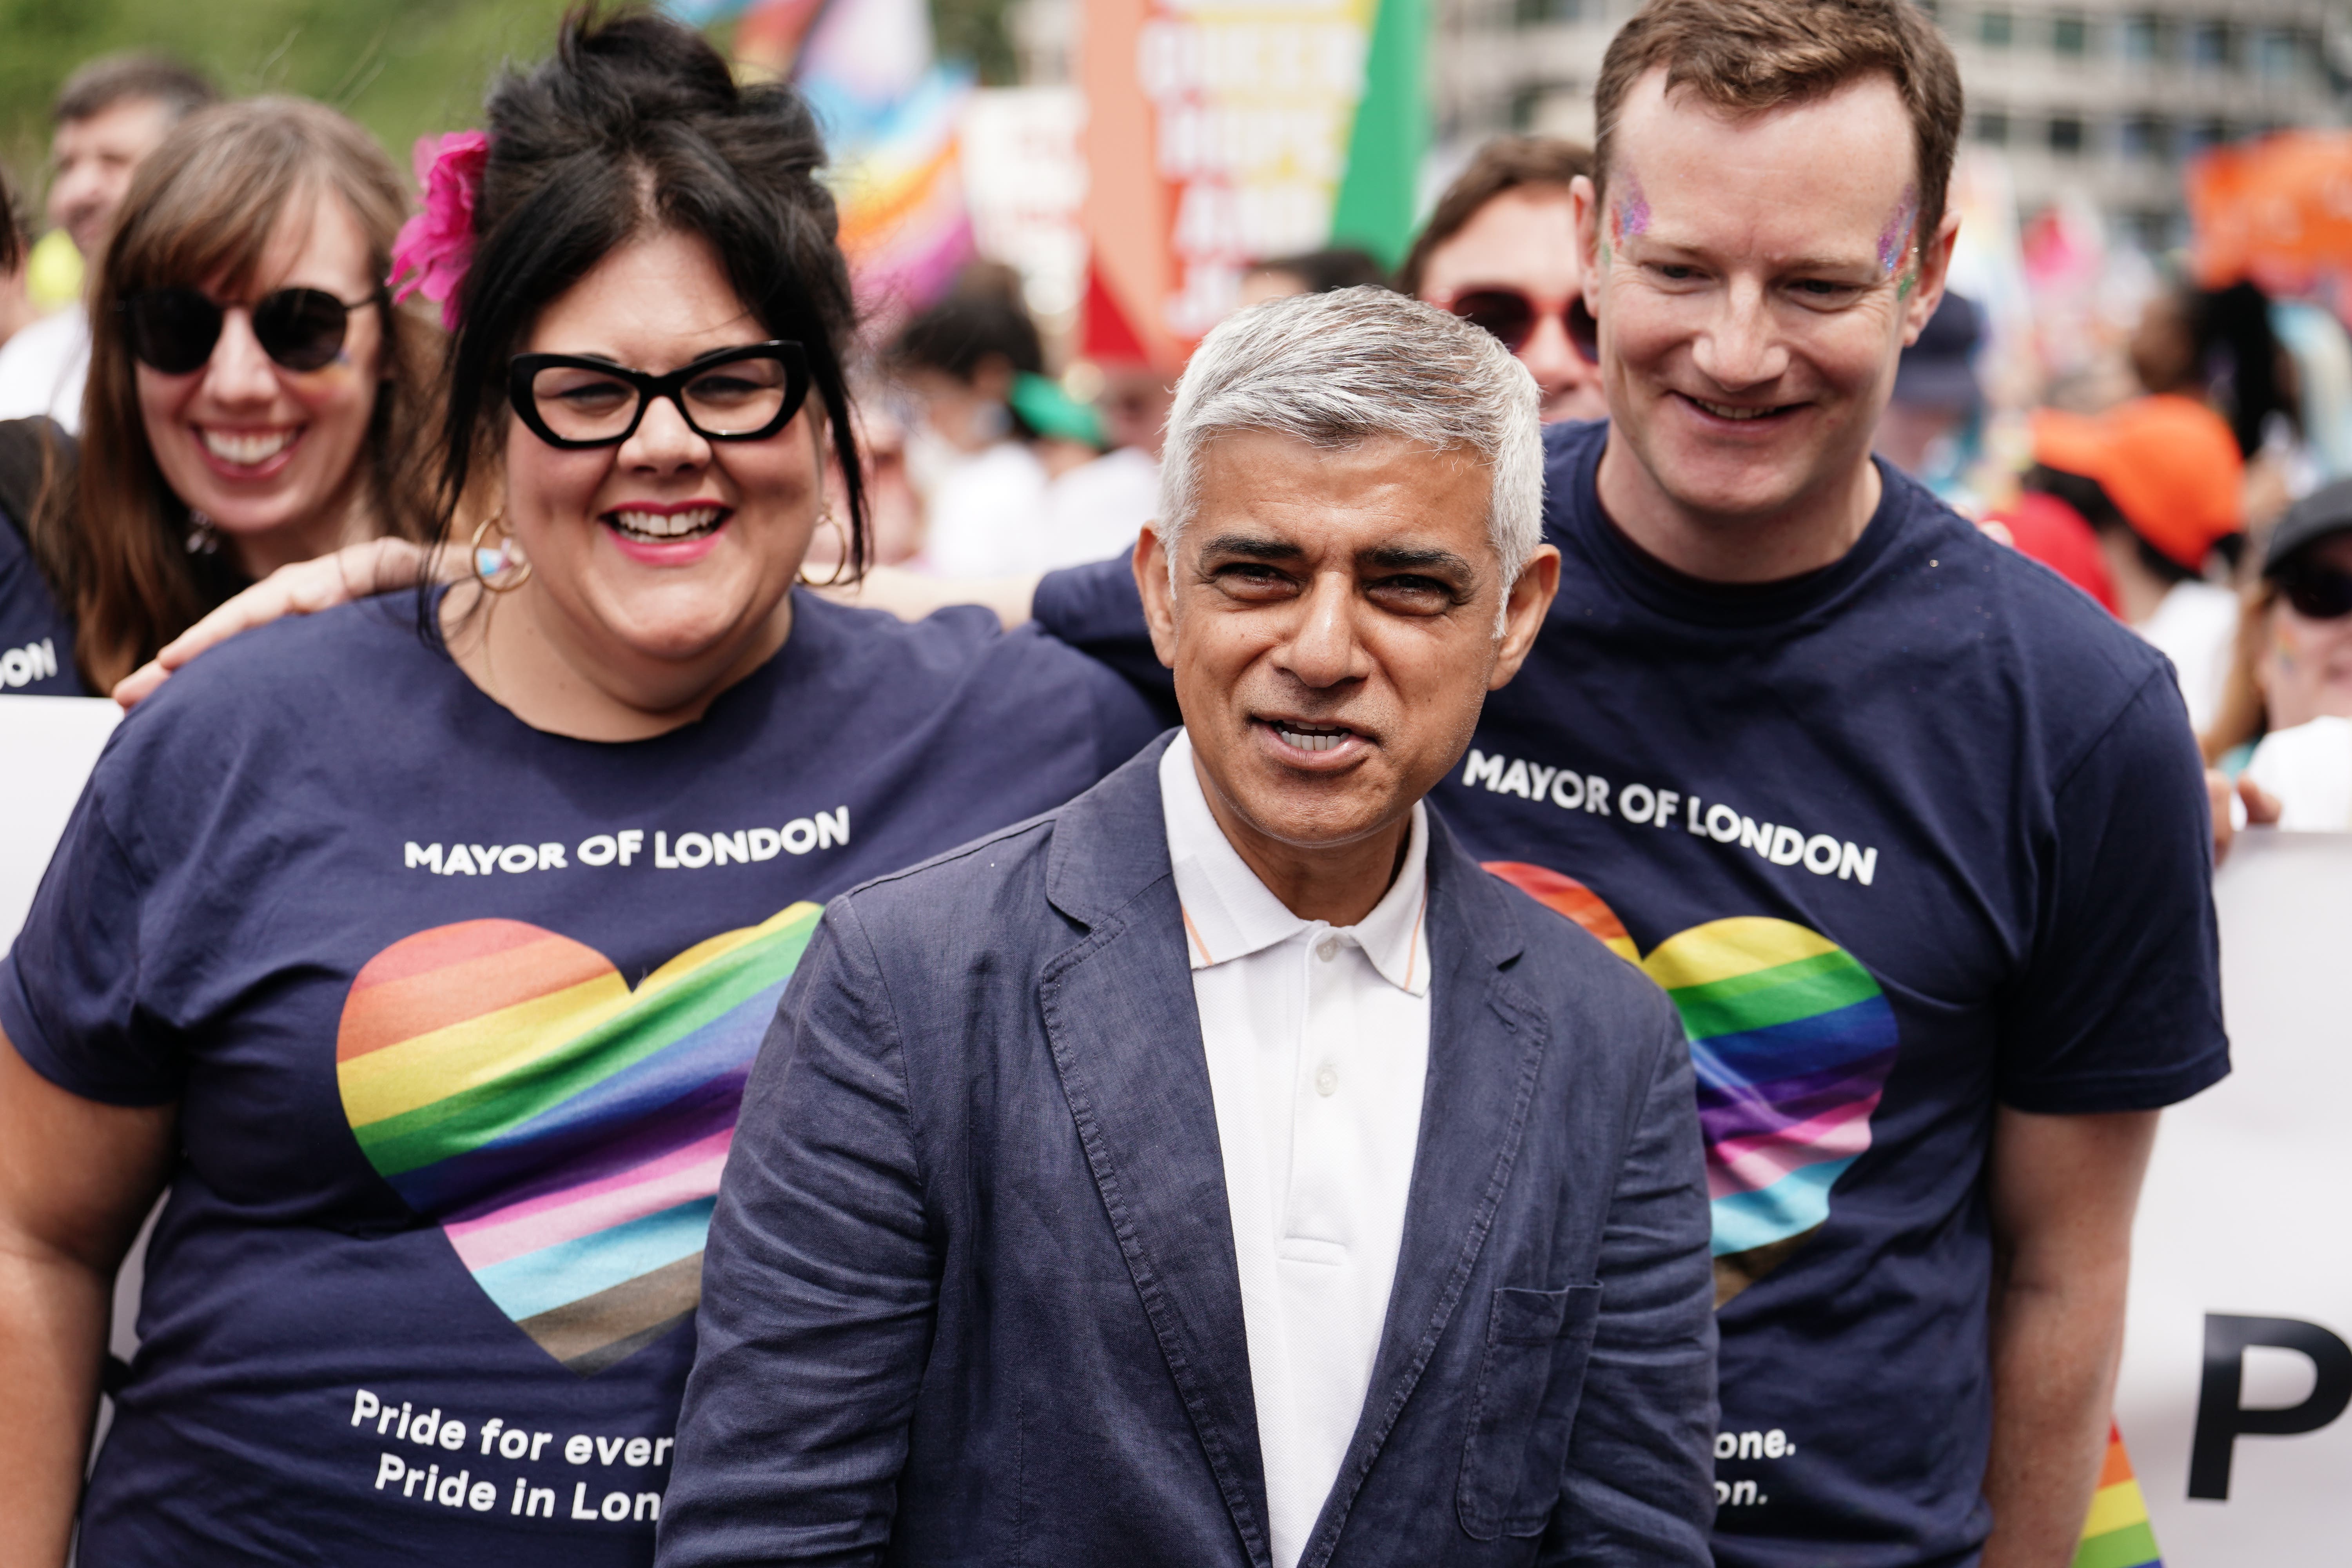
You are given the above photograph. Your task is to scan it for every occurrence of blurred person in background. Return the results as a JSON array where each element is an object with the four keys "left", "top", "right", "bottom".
[
  {"left": 1874, "top": 290, "right": 1984, "bottom": 503},
  {"left": 2021, "top": 397, "right": 2245, "bottom": 732},
  {"left": 2132, "top": 277, "right": 2304, "bottom": 528},
  {"left": 0, "top": 97, "right": 438, "bottom": 699},
  {"left": 0, "top": 164, "right": 78, "bottom": 697},
  {"left": 0, "top": 187, "right": 37, "bottom": 353},
  {"left": 889, "top": 280, "right": 1065, "bottom": 574},
  {"left": 2206, "top": 479, "right": 2352, "bottom": 828},
  {"left": 0, "top": 53, "right": 217, "bottom": 432},
  {"left": 1235, "top": 244, "right": 1388, "bottom": 306},
  {"left": 1398, "top": 136, "right": 1607, "bottom": 424},
  {"left": 0, "top": 14, "right": 1161, "bottom": 1563}
]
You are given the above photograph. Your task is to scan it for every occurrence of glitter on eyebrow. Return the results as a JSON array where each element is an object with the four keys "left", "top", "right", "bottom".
[{"left": 1878, "top": 185, "right": 1919, "bottom": 275}]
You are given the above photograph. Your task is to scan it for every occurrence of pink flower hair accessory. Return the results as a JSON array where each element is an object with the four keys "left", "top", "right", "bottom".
[{"left": 388, "top": 130, "right": 490, "bottom": 333}]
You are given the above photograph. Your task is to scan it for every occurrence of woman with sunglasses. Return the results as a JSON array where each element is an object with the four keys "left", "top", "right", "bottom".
[
  {"left": 0, "top": 14, "right": 1158, "bottom": 1564},
  {"left": 1398, "top": 136, "right": 1608, "bottom": 426},
  {"left": 4, "top": 96, "right": 436, "bottom": 699},
  {"left": 2205, "top": 480, "right": 2352, "bottom": 828}
]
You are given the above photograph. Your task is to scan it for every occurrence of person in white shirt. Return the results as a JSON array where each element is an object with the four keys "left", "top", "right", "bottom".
[
  {"left": 0, "top": 53, "right": 216, "bottom": 432},
  {"left": 2210, "top": 479, "right": 2352, "bottom": 830},
  {"left": 662, "top": 287, "right": 1717, "bottom": 1566}
]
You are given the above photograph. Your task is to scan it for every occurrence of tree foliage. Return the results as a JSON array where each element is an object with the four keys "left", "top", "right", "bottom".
[{"left": 2, "top": 0, "right": 573, "bottom": 216}]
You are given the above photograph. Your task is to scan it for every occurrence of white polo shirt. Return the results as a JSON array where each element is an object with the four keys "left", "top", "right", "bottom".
[{"left": 1158, "top": 733, "right": 1431, "bottom": 1568}]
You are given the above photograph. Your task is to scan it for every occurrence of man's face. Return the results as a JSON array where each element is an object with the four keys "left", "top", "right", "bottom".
[
  {"left": 50, "top": 97, "right": 177, "bottom": 258},
  {"left": 1136, "top": 430, "right": 1557, "bottom": 859},
  {"left": 1575, "top": 69, "right": 1953, "bottom": 528}
]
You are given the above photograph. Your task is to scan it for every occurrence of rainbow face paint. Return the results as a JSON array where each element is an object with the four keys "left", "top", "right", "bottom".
[
  {"left": 1615, "top": 176, "right": 1651, "bottom": 245},
  {"left": 1879, "top": 185, "right": 1920, "bottom": 296}
]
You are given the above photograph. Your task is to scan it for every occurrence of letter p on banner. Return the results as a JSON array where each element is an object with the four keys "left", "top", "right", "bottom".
[{"left": 2189, "top": 1316, "right": 2352, "bottom": 1500}]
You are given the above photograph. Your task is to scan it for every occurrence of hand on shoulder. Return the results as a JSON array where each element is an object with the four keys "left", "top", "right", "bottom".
[{"left": 113, "top": 538, "right": 450, "bottom": 710}]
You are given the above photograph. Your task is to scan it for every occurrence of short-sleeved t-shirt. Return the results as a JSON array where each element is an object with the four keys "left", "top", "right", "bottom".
[
  {"left": 1035, "top": 418, "right": 2229, "bottom": 1568},
  {"left": 0, "top": 589, "right": 1161, "bottom": 1564},
  {"left": 0, "top": 505, "right": 82, "bottom": 695}
]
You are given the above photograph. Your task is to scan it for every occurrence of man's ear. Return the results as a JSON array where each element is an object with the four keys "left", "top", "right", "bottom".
[
  {"left": 1489, "top": 543, "right": 1561, "bottom": 692},
  {"left": 1571, "top": 174, "right": 1604, "bottom": 314},
  {"left": 1902, "top": 209, "right": 1962, "bottom": 345},
  {"left": 1134, "top": 523, "right": 1180, "bottom": 670}
]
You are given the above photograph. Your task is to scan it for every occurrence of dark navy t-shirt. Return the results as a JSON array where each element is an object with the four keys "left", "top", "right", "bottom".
[
  {"left": 1034, "top": 418, "right": 2228, "bottom": 1568},
  {"left": 0, "top": 504, "right": 82, "bottom": 694},
  {"left": 0, "top": 589, "right": 1160, "bottom": 1564}
]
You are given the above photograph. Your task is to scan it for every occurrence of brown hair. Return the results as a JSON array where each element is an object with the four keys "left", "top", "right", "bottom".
[
  {"left": 33, "top": 97, "right": 438, "bottom": 691},
  {"left": 1396, "top": 137, "right": 1594, "bottom": 299},
  {"left": 52, "top": 52, "right": 216, "bottom": 127},
  {"left": 1592, "top": 0, "right": 1964, "bottom": 252}
]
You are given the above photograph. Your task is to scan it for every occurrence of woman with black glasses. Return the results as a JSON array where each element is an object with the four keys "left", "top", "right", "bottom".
[
  {"left": 1, "top": 95, "right": 437, "bottom": 697},
  {"left": 0, "top": 14, "right": 1158, "bottom": 1564}
]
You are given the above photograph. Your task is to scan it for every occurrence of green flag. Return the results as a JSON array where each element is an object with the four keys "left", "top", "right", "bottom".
[{"left": 1329, "top": 0, "right": 1430, "bottom": 271}]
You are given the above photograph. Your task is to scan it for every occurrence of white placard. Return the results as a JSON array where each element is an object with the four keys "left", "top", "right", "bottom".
[
  {"left": 1, "top": 697, "right": 120, "bottom": 956},
  {"left": 2118, "top": 829, "right": 2352, "bottom": 1561}
]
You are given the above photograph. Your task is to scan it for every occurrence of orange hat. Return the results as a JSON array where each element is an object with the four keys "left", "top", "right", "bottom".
[{"left": 2029, "top": 394, "right": 2244, "bottom": 571}]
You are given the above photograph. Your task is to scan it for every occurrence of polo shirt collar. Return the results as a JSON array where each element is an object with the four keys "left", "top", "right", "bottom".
[{"left": 1159, "top": 731, "right": 1431, "bottom": 996}]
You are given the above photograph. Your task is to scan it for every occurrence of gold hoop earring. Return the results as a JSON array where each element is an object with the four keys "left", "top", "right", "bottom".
[
  {"left": 470, "top": 512, "right": 532, "bottom": 594},
  {"left": 796, "top": 503, "right": 852, "bottom": 588}
]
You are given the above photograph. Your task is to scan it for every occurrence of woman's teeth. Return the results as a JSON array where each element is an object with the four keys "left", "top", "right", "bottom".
[
  {"left": 201, "top": 428, "right": 296, "bottom": 464},
  {"left": 1276, "top": 725, "right": 1349, "bottom": 753},
  {"left": 609, "top": 506, "right": 722, "bottom": 540}
]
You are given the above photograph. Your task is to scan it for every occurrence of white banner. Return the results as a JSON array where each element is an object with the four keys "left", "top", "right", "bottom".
[
  {"left": 2118, "top": 829, "right": 2352, "bottom": 1561},
  {"left": 1, "top": 697, "right": 120, "bottom": 957}
]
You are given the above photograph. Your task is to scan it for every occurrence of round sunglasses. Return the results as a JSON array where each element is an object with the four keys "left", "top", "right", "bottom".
[
  {"left": 508, "top": 341, "right": 813, "bottom": 449},
  {"left": 2280, "top": 563, "right": 2352, "bottom": 621},
  {"left": 121, "top": 286, "right": 380, "bottom": 376},
  {"left": 1442, "top": 287, "right": 1600, "bottom": 365}
]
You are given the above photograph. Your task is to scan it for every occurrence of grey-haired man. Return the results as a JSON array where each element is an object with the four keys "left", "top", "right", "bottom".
[{"left": 659, "top": 289, "right": 1717, "bottom": 1567}]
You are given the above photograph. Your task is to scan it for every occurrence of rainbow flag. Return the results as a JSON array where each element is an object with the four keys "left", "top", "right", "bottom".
[
  {"left": 2074, "top": 1424, "right": 2164, "bottom": 1568},
  {"left": 668, "top": 0, "right": 976, "bottom": 323},
  {"left": 336, "top": 904, "right": 822, "bottom": 1372}
]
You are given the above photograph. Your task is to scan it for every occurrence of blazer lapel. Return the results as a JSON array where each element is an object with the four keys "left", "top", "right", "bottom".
[
  {"left": 1302, "top": 816, "right": 1549, "bottom": 1565},
  {"left": 1037, "top": 740, "right": 1274, "bottom": 1567}
]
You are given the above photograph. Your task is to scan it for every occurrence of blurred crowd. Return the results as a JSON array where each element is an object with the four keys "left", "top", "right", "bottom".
[{"left": 5, "top": 48, "right": 2349, "bottom": 828}]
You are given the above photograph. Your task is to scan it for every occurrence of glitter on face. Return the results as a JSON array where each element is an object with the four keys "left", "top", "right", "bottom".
[
  {"left": 1615, "top": 176, "right": 1651, "bottom": 245},
  {"left": 1877, "top": 185, "right": 1919, "bottom": 277}
]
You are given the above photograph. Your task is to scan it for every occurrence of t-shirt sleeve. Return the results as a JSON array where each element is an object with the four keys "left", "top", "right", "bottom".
[
  {"left": 1996, "top": 669, "right": 2229, "bottom": 1113},
  {"left": 0, "top": 503, "right": 84, "bottom": 695},
  {"left": 0, "top": 772, "right": 184, "bottom": 1105},
  {"left": 1032, "top": 554, "right": 1178, "bottom": 726}
]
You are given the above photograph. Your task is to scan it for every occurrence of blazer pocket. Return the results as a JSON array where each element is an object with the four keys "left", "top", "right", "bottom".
[{"left": 1455, "top": 1283, "right": 1604, "bottom": 1541}]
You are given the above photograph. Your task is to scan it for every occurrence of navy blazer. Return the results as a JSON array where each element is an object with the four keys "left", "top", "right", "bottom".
[{"left": 660, "top": 736, "right": 1717, "bottom": 1566}]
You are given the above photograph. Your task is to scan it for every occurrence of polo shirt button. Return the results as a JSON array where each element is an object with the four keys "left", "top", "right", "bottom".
[
  {"left": 1315, "top": 936, "right": 1339, "bottom": 962},
  {"left": 1315, "top": 1062, "right": 1340, "bottom": 1096}
]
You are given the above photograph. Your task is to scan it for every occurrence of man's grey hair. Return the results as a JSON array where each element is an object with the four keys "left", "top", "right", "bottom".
[{"left": 1157, "top": 287, "right": 1544, "bottom": 612}]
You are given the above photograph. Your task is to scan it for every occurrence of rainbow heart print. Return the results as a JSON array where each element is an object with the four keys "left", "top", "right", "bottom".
[
  {"left": 336, "top": 904, "right": 823, "bottom": 1373},
  {"left": 1484, "top": 864, "right": 1897, "bottom": 1304}
]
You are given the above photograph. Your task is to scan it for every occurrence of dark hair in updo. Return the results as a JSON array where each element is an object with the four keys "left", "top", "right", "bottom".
[{"left": 433, "top": 7, "right": 866, "bottom": 575}]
